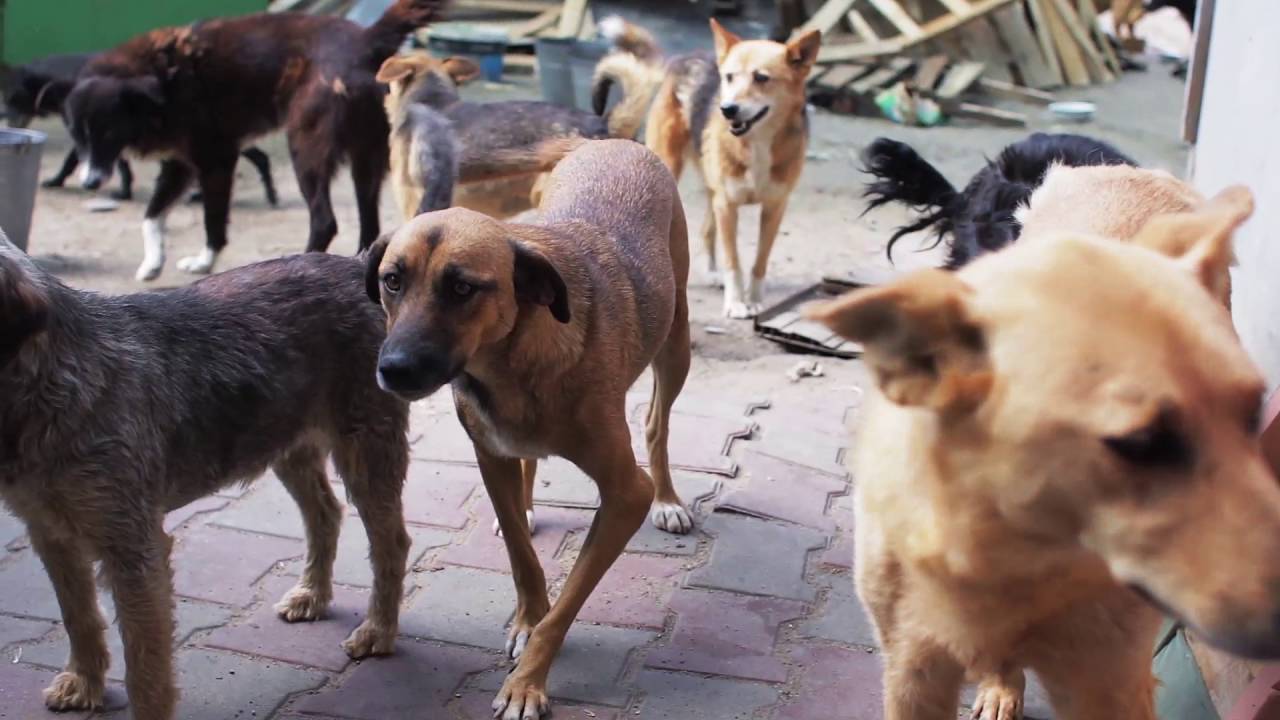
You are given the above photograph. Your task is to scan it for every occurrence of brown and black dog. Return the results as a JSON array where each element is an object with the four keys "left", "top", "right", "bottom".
[
  {"left": 64, "top": 0, "right": 447, "bottom": 282},
  {"left": 367, "top": 138, "right": 691, "bottom": 719},
  {"left": 595, "top": 18, "right": 821, "bottom": 318},
  {"left": 808, "top": 181, "right": 1280, "bottom": 720}
]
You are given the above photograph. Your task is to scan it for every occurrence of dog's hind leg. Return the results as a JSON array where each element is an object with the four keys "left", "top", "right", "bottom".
[
  {"left": 288, "top": 125, "right": 340, "bottom": 253},
  {"left": 177, "top": 153, "right": 238, "bottom": 276},
  {"left": 332, "top": 432, "right": 410, "bottom": 658},
  {"left": 348, "top": 132, "right": 388, "bottom": 252},
  {"left": 273, "top": 444, "right": 343, "bottom": 622},
  {"left": 135, "top": 160, "right": 194, "bottom": 282},
  {"left": 697, "top": 190, "right": 720, "bottom": 286},
  {"left": 102, "top": 515, "right": 178, "bottom": 720},
  {"left": 883, "top": 639, "right": 964, "bottom": 720},
  {"left": 111, "top": 159, "right": 134, "bottom": 201},
  {"left": 28, "top": 527, "right": 108, "bottom": 711},
  {"left": 647, "top": 212, "right": 693, "bottom": 534},
  {"left": 492, "top": 459, "right": 538, "bottom": 537},
  {"left": 240, "top": 147, "right": 279, "bottom": 207}
]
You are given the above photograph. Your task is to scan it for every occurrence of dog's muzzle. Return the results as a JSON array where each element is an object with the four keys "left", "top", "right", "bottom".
[
  {"left": 376, "top": 342, "right": 460, "bottom": 401},
  {"left": 727, "top": 106, "right": 769, "bottom": 137}
]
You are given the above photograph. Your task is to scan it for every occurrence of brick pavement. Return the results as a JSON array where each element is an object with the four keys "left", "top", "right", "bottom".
[{"left": 0, "top": 388, "right": 1047, "bottom": 719}]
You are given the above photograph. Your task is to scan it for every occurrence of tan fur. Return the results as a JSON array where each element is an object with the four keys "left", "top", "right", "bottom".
[
  {"left": 644, "top": 19, "right": 820, "bottom": 318},
  {"left": 369, "top": 139, "right": 694, "bottom": 719},
  {"left": 808, "top": 183, "right": 1280, "bottom": 720}
]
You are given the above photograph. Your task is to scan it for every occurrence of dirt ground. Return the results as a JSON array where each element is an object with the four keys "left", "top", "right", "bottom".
[{"left": 20, "top": 60, "right": 1190, "bottom": 389}]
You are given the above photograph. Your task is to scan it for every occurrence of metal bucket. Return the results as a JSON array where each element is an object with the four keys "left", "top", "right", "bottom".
[{"left": 0, "top": 128, "right": 47, "bottom": 251}]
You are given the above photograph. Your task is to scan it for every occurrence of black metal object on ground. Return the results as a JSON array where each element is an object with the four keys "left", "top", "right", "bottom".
[{"left": 753, "top": 277, "right": 865, "bottom": 358}]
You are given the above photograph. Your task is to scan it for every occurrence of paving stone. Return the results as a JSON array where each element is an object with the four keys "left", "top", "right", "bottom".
[
  {"left": 208, "top": 476, "right": 330, "bottom": 540},
  {"left": 532, "top": 458, "right": 600, "bottom": 509},
  {"left": 455, "top": 692, "right": 620, "bottom": 720},
  {"left": 172, "top": 525, "right": 303, "bottom": 607},
  {"left": 719, "top": 450, "right": 848, "bottom": 530},
  {"left": 820, "top": 536, "right": 854, "bottom": 571},
  {"left": 200, "top": 575, "right": 369, "bottom": 672},
  {"left": 625, "top": 474, "right": 720, "bottom": 555},
  {"left": 0, "top": 507, "right": 26, "bottom": 550},
  {"left": 630, "top": 392, "right": 767, "bottom": 425},
  {"left": 797, "top": 574, "right": 878, "bottom": 648},
  {"left": 645, "top": 588, "right": 806, "bottom": 683},
  {"left": 163, "top": 496, "right": 229, "bottom": 534},
  {"left": 577, "top": 554, "right": 685, "bottom": 629},
  {"left": 285, "top": 515, "right": 452, "bottom": 589},
  {"left": 293, "top": 640, "right": 497, "bottom": 719},
  {"left": 158, "top": 648, "right": 325, "bottom": 720},
  {"left": 744, "top": 438, "right": 848, "bottom": 479},
  {"left": 437, "top": 506, "right": 591, "bottom": 580},
  {"left": 409, "top": 409, "right": 478, "bottom": 464},
  {"left": 474, "top": 623, "right": 655, "bottom": 707},
  {"left": 0, "top": 615, "right": 51, "bottom": 652},
  {"left": 772, "top": 644, "right": 883, "bottom": 720},
  {"left": 635, "top": 411, "right": 750, "bottom": 477},
  {"left": 634, "top": 669, "right": 779, "bottom": 719},
  {"left": 22, "top": 597, "right": 233, "bottom": 682},
  {"left": 687, "top": 514, "right": 826, "bottom": 602},
  {"left": 403, "top": 461, "right": 479, "bottom": 529},
  {"left": 0, "top": 662, "right": 92, "bottom": 720},
  {"left": 398, "top": 567, "right": 513, "bottom": 650},
  {"left": 0, "top": 550, "right": 62, "bottom": 621}
]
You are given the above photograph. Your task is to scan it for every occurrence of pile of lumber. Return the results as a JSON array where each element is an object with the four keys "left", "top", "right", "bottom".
[{"left": 795, "top": 0, "right": 1120, "bottom": 89}]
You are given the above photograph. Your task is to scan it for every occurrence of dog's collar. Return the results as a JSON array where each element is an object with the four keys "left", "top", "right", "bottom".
[{"left": 729, "top": 106, "right": 770, "bottom": 137}]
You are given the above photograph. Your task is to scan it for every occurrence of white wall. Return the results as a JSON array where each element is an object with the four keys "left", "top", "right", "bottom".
[{"left": 1192, "top": 0, "right": 1280, "bottom": 391}]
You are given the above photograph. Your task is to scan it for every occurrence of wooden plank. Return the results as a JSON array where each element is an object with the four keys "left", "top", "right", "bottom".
[
  {"left": 1024, "top": 0, "right": 1065, "bottom": 86},
  {"left": 934, "top": 60, "right": 985, "bottom": 98},
  {"left": 556, "top": 0, "right": 588, "bottom": 37},
  {"left": 576, "top": 8, "right": 595, "bottom": 39},
  {"left": 1047, "top": 0, "right": 1113, "bottom": 82},
  {"left": 960, "top": 17, "right": 1015, "bottom": 82},
  {"left": 817, "top": 0, "right": 1018, "bottom": 62},
  {"left": 990, "top": 3, "right": 1060, "bottom": 88},
  {"left": 1075, "top": 0, "right": 1121, "bottom": 75},
  {"left": 866, "top": 0, "right": 924, "bottom": 39},
  {"left": 507, "top": 7, "right": 560, "bottom": 39},
  {"left": 913, "top": 54, "right": 950, "bottom": 90},
  {"left": 849, "top": 57, "right": 914, "bottom": 94},
  {"left": 1181, "top": 0, "right": 1214, "bottom": 143},
  {"left": 978, "top": 77, "right": 1054, "bottom": 104},
  {"left": 950, "top": 101, "right": 1028, "bottom": 125},
  {"left": 1042, "top": 0, "right": 1090, "bottom": 86},
  {"left": 812, "top": 63, "right": 874, "bottom": 90},
  {"left": 798, "top": 0, "right": 861, "bottom": 35},
  {"left": 846, "top": 9, "right": 880, "bottom": 40},
  {"left": 818, "top": 39, "right": 903, "bottom": 62},
  {"left": 935, "top": 0, "right": 974, "bottom": 13}
]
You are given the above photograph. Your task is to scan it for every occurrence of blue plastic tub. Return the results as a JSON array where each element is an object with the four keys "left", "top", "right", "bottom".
[{"left": 426, "top": 24, "right": 508, "bottom": 82}]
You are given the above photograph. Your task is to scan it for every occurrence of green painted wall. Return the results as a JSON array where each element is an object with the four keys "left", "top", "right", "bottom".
[{"left": 2, "top": 0, "right": 267, "bottom": 65}]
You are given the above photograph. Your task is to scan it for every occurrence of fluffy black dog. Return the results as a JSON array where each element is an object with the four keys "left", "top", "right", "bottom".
[{"left": 862, "top": 133, "right": 1135, "bottom": 268}]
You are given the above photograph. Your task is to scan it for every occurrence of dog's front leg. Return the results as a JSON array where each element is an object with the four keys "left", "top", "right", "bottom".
[
  {"left": 177, "top": 156, "right": 237, "bottom": 276},
  {"left": 971, "top": 668, "right": 1025, "bottom": 720},
  {"left": 136, "top": 160, "right": 194, "bottom": 282},
  {"left": 713, "top": 197, "right": 752, "bottom": 319},
  {"left": 748, "top": 195, "right": 789, "bottom": 315},
  {"left": 102, "top": 515, "right": 178, "bottom": 720},
  {"left": 272, "top": 446, "right": 342, "bottom": 623},
  {"left": 492, "top": 432, "right": 653, "bottom": 720},
  {"left": 28, "top": 526, "right": 109, "bottom": 712},
  {"left": 883, "top": 639, "right": 964, "bottom": 720},
  {"left": 42, "top": 149, "right": 80, "bottom": 188},
  {"left": 477, "top": 448, "right": 549, "bottom": 658}
]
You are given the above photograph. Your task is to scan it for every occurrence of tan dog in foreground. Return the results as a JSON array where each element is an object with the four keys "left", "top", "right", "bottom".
[
  {"left": 808, "top": 183, "right": 1280, "bottom": 720},
  {"left": 366, "top": 138, "right": 691, "bottom": 719},
  {"left": 595, "top": 19, "right": 820, "bottom": 318}
]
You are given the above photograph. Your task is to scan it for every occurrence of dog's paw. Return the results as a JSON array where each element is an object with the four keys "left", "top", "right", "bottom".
[
  {"left": 274, "top": 584, "right": 331, "bottom": 622},
  {"left": 723, "top": 301, "right": 761, "bottom": 319},
  {"left": 135, "top": 260, "right": 164, "bottom": 283},
  {"left": 493, "top": 509, "right": 537, "bottom": 538},
  {"left": 971, "top": 679, "right": 1024, "bottom": 720},
  {"left": 176, "top": 249, "right": 216, "bottom": 275},
  {"left": 651, "top": 501, "right": 693, "bottom": 534},
  {"left": 41, "top": 176, "right": 67, "bottom": 189},
  {"left": 43, "top": 671, "right": 104, "bottom": 711},
  {"left": 341, "top": 619, "right": 396, "bottom": 658},
  {"left": 492, "top": 673, "right": 550, "bottom": 720}
]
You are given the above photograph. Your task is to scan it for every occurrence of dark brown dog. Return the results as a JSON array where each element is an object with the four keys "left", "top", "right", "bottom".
[
  {"left": 367, "top": 138, "right": 691, "bottom": 719},
  {"left": 0, "top": 240, "right": 410, "bottom": 720},
  {"left": 63, "top": 0, "right": 446, "bottom": 282}
]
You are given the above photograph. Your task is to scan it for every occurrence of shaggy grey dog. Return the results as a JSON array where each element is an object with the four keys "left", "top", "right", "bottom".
[{"left": 0, "top": 237, "right": 409, "bottom": 720}]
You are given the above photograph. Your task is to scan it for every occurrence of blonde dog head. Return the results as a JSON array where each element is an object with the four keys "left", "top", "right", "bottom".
[{"left": 709, "top": 19, "right": 819, "bottom": 137}]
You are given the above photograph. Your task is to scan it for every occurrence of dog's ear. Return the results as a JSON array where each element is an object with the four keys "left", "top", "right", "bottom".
[
  {"left": 0, "top": 253, "right": 50, "bottom": 365},
  {"left": 376, "top": 55, "right": 418, "bottom": 85},
  {"left": 785, "top": 29, "right": 822, "bottom": 72},
  {"left": 511, "top": 241, "right": 570, "bottom": 323},
  {"left": 124, "top": 76, "right": 164, "bottom": 111},
  {"left": 364, "top": 234, "right": 391, "bottom": 305},
  {"left": 442, "top": 57, "right": 482, "bottom": 85},
  {"left": 806, "top": 270, "right": 990, "bottom": 414},
  {"left": 1132, "top": 185, "right": 1253, "bottom": 304},
  {"left": 709, "top": 18, "right": 742, "bottom": 64}
]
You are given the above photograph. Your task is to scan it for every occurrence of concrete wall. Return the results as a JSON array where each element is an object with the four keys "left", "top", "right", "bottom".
[{"left": 1192, "top": 0, "right": 1280, "bottom": 392}]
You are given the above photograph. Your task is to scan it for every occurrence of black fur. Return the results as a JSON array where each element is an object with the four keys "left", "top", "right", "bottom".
[{"left": 862, "top": 133, "right": 1135, "bottom": 269}]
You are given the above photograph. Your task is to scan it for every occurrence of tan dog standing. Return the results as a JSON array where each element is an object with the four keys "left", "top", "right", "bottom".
[
  {"left": 366, "top": 138, "right": 692, "bottom": 719},
  {"left": 807, "top": 185, "right": 1280, "bottom": 720},
  {"left": 595, "top": 19, "right": 820, "bottom": 318}
]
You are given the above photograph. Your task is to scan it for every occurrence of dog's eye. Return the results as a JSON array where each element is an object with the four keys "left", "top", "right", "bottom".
[
  {"left": 382, "top": 272, "right": 401, "bottom": 294},
  {"left": 753, "top": 71, "right": 770, "bottom": 84},
  {"left": 1103, "top": 419, "right": 1192, "bottom": 469},
  {"left": 453, "top": 281, "right": 473, "bottom": 298},
  {"left": 725, "top": 72, "right": 735, "bottom": 83}
]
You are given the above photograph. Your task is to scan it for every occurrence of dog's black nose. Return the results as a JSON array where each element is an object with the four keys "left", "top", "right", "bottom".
[
  {"left": 720, "top": 103, "right": 740, "bottom": 120},
  {"left": 376, "top": 345, "right": 456, "bottom": 399}
]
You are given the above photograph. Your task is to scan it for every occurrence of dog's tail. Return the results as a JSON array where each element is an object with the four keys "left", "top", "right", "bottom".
[
  {"left": 592, "top": 17, "right": 664, "bottom": 139},
  {"left": 364, "top": 0, "right": 450, "bottom": 63},
  {"left": 861, "top": 137, "right": 961, "bottom": 264},
  {"left": 457, "top": 137, "right": 586, "bottom": 184}
]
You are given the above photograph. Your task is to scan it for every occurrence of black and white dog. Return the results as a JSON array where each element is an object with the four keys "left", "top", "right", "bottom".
[{"left": 862, "top": 133, "right": 1135, "bottom": 268}]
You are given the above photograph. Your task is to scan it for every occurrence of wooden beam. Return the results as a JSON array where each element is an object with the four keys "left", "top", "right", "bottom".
[
  {"left": 817, "top": 0, "right": 1018, "bottom": 62},
  {"left": 798, "top": 0, "right": 861, "bottom": 35},
  {"left": 913, "top": 54, "right": 950, "bottom": 90},
  {"left": 811, "top": 63, "right": 873, "bottom": 90},
  {"left": 866, "top": 0, "right": 924, "bottom": 39},
  {"left": 1043, "top": 0, "right": 1090, "bottom": 85},
  {"left": 557, "top": 0, "right": 588, "bottom": 37},
  {"left": 990, "top": 3, "right": 1061, "bottom": 88},
  {"left": 935, "top": 0, "right": 974, "bottom": 13},
  {"left": 846, "top": 9, "right": 880, "bottom": 40},
  {"left": 934, "top": 60, "right": 985, "bottom": 98},
  {"left": 1047, "top": 0, "right": 1114, "bottom": 82},
  {"left": 950, "top": 101, "right": 1028, "bottom": 125},
  {"left": 507, "top": 7, "right": 561, "bottom": 39},
  {"left": 849, "top": 57, "right": 915, "bottom": 95},
  {"left": 818, "top": 39, "right": 904, "bottom": 63},
  {"left": 1024, "top": 0, "right": 1065, "bottom": 86},
  {"left": 1076, "top": 0, "right": 1122, "bottom": 74},
  {"left": 978, "top": 77, "right": 1054, "bottom": 104}
]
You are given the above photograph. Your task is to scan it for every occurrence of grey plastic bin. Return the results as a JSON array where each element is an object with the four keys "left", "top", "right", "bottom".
[{"left": 0, "top": 128, "right": 47, "bottom": 251}]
